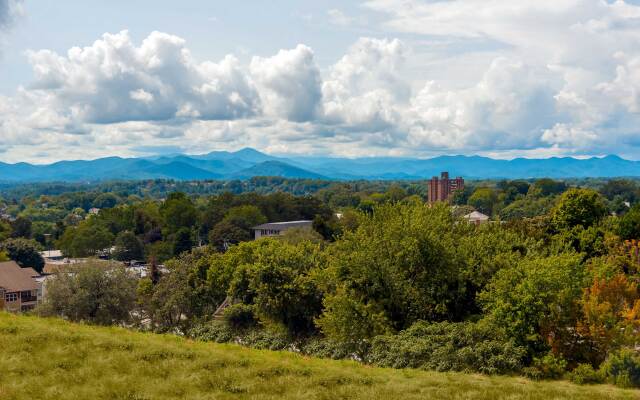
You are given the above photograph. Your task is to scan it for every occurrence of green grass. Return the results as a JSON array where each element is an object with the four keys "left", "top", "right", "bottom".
[{"left": 0, "top": 313, "right": 637, "bottom": 400}]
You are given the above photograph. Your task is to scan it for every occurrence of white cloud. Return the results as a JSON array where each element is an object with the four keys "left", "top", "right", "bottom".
[
  {"left": 25, "top": 30, "right": 259, "bottom": 124},
  {"left": 250, "top": 44, "right": 322, "bottom": 122},
  {"left": 327, "top": 9, "right": 354, "bottom": 27},
  {"left": 322, "top": 38, "right": 408, "bottom": 131}
]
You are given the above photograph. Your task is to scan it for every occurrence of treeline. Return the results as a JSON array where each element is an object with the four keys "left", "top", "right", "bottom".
[{"left": 36, "top": 188, "right": 640, "bottom": 388}]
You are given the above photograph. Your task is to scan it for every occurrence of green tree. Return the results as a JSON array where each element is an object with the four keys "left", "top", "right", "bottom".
[
  {"left": 92, "top": 193, "right": 119, "bottom": 209},
  {"left": 317, "top": 203, "right": 474, "bottom": 343},
  {"left": 550, "top": 188, "right": 607, "bottom": 230},
  {"left": 173, "top": 228, "right": 194, "bottom": 256},
  {"left": 222, "top": 205, "right": 267, "bottom": 231},
  {"left": 113, "top": 231, "right": 144, "bottom": 261},
  {"left": 10, "top": 216, "right": 32, "bottom": 238},
  {"left": 208, "top": 221, "right": 250, "bottom": 251},
  {"left": 530, "top": 178, "right": 567, "bottom": 197},
  {"left": 226, "top": 239, "right": 325, "bottom": 335},
  {"left": 0, "top": 238, "right": 45, "bottom": 273},
  {"left": 37, "top": 263, "right": 137, "bottom": 325},
  {"left": 160, "top": 192, "right": 197, "bottom": 234},
  {"left": 617, "top": 204, "right": 640, "bottom": 240},
  {"left": 479, "top": 253, "right": 586, "bottom": 359},
  {"left": 467, "top": 187, "right": 498, "bottom": 215},
  {"left": 57, "top": 220, "right": 114, "bottom": 258}
]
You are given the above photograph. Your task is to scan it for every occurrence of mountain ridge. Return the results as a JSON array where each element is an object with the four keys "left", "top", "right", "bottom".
[{"left": 1, "top": 149, "right": 640, "bottom": 182}]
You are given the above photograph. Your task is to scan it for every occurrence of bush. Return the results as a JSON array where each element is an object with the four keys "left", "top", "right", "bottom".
[
  {"left": 600, "top": 348, "right": 640, "bottom": 388},
  {"left": 526, "top": 353, "right": 568, "bottom": 380},
  {"left": 367, "top": 321, "right": 525, "bottom": 374},
  {"left": 569, "top": 363, "right": 604, "bottom": 385},
  {"left": 188, "top": 321, "right": 235, "bottom": 343},
  {"left": 223, "top": 304, "right": 257, "bottom": 330},
  {"left": 300, "top": 338, "right": 354, "bottom": 360}
]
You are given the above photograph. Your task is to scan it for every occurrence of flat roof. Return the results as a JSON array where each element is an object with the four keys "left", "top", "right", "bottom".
[{"left": 252, "top": 220, "right": 313, "bottom": 230}]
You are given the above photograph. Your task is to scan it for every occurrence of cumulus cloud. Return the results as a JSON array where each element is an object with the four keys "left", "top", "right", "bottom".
[
  {"left": 406, "top": 58, "right": 562, "bottom": 150},
  {"left": 322, "top": 38, "right": 409, "bottom": 131},
  {"left": 250, "top": 44, "right": 322, "bottom": 122},
  {"left": 26, "top": 30, "right": 259, "bottom": 125}
]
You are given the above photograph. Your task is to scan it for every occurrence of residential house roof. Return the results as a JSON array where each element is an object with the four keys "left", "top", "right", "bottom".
[
  {"left": 463, "top": 211, "right": 490, "bottom": 221},
  {"left": 0, "top": 261, "right": 40, "bottom": 292},
  {"left": 252, "top": 220, "right": 313, "bottom": 230}
]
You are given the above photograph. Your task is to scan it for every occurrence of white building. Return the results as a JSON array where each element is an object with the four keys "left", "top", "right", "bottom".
[{"left": 252, "top": 220, "right": 313, "bottom": 239}]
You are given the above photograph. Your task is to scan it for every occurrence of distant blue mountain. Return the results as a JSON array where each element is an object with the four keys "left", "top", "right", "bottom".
[{"left": 0, "top": 149, "right": 639, "bottom": 182}]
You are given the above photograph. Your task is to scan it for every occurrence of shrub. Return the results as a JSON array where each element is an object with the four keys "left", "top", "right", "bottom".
[
  {"left": 240, "top": 329, "right": 290, "bottom": 351},
  {"left": 600, "top": 348, "right": 640, "bottom": 388},
  {"left": 300, "top": 338, "right": 354, "bottom": 360},
  {"left": 367, "top": 321, "right": 525, "bottom": 374},
  {"left": 223, "top": 304, "right": 257, "bottom": 330},
  {"left": 188, "top": 321, "right": 235, "bottom": 343},
  {"left": 569, "top": 363, "right": 604, "bottom": 385},
  {"left": 527, "top": 353, "right": 568, "bottom": 380}
]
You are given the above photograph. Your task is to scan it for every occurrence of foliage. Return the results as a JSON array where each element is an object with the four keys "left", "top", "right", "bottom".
[
  {"left": 226, "top": 239, "right": 325, "bottom": 335},
  {"left": 113, "top": 230, "right": 144, "bottom": 261},
  {"left": 618, "top": 204, "right": 640, "bottom": 240},
  {"left": 569, "top": 363, "right": 605, "bottom": 385},
  {"left": 479, "top": 253, "right": 586, "bottom": 359},
  {"left": 57, "top": 219, "right": 114, "bottom": 257},
  {"left": 550, "top": 188, "right": 607, "bottom": 230},
  {"left": 467, "top": 187, "right": 498, "bottom": 215},
  {"left": 223, "top": 303, "right": 257, "bottom": 330},
  {"left": 600, "top": 348, "right": 640, "bottom": 388},
  {"left": 577, "top": 273, "right": 640, "bottom": 365},
  {"left": 0, "top": 238, "right": 44, "bottom": 273},
  {"left": 37, "top": 263, "right": 137, "bottom": 325},
  {"left": 367, "top": 321, "right": 526, "bottom": 374},
  {"left": 525, "top": 353, "right": 568, "bottom": 380}
]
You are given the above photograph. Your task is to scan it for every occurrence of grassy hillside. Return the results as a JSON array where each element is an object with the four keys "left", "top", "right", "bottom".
[{"left": 0, "top": 313, "right": 637, "bottom": 400}]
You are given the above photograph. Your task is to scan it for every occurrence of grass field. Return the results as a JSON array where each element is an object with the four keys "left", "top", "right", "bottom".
[{"left": 0, "top": 313, "right": 638, "bottom": 400}]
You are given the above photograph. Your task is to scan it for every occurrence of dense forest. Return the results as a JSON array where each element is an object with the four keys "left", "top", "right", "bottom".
[{"left": 2, "top": 177, "right": 640, "bottom": 387}]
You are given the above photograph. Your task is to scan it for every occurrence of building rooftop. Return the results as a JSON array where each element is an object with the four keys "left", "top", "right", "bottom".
[
  {"left": 40, "top": 250, "right": 63, "bottom": 259},
  {"left": 463, "top": 211, "right": 490, "bottom": 221},
  {"left": 0, "top": 261, "right": 40, "bottom": 292},
  {"left": 252, "top": 220, "right": 313, "bottom": 230}
]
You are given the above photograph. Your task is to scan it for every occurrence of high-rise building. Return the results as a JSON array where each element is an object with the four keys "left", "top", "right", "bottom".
[{"left": 427, "top": 172, "right": 464, "bottom": 203}]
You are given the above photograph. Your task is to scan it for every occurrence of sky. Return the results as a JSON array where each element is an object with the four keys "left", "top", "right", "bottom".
[{"left": 3, "top": 1, "right": 640, "bottom": 163}]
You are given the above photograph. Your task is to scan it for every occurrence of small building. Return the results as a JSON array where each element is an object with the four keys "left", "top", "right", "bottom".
[
  {"left": 0, "top": 261, "right": 42, "bottom": 312},
  {"left": 88, "top": 208, "right": 100, "bottom": 216},
  {"left": 463, "top": 211, "right": 490, "bottom": 225},
  {"left": 252, "top": 220, "right": 313, "bottom": 239},
  {"left": 40, "top": 249, "right": 64, "bottom": 261}
]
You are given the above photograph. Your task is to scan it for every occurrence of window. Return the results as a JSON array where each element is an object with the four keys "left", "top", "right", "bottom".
[{"left": 5, "top": 293, "right": 18, "bottom": 302}]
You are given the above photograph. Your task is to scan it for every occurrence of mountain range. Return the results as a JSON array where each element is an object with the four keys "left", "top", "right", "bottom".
[{"left": 1, "top": 148, "right": 640, "bottom": 182}]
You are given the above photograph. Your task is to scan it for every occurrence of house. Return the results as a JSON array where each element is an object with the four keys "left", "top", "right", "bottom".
[
  {"left": 252, "top": 220, "right": 313, "bottom": 239},
  {"left": 88, "top": 208, "right": 100, "bottom": 216},
  {"left": 0, "top": 261, "right": 42, "bottom": 312},
  {"left": 463, "top": 211, "right": 490, "bottom": 225}
]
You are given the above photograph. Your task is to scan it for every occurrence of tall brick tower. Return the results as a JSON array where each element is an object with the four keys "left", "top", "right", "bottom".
[{"left": 427, "top": 172, "right": 464, "bottom": 203}]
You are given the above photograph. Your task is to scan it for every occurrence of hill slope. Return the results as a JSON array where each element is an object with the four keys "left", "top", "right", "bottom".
[{"left": 0, "top": 313, "right": 636, "bottom": 400}]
